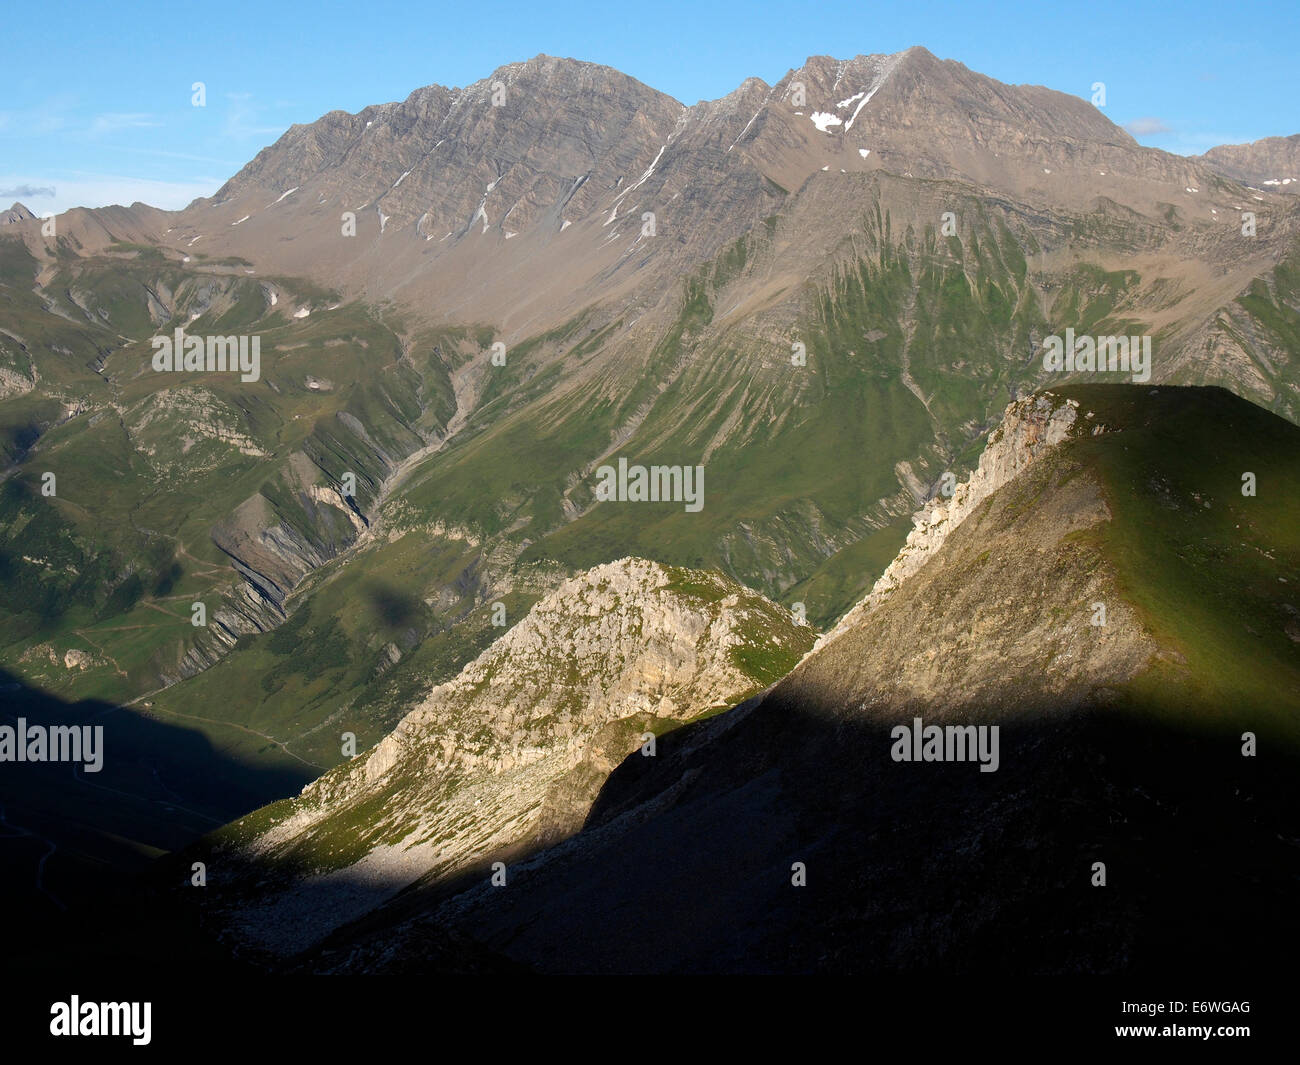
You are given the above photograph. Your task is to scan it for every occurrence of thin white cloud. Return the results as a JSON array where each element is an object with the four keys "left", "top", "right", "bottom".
[
  {"left": 0, "top": 183, "right": 56, "bottom": 199},
  {"left": 89, "top": 112, "right": 163, "bottom": 136},
  {"left": 0, "top": 94, "right": 78, "bottom": 134},
  {"left": 222, "top": 92, "right": 286, "bottom": 139},
  {"left": 102, "top": 144, "right": 244, "bottom": 167},
  {"left": 1124, "top": 117, "right": 1172, "bottom": 136}
]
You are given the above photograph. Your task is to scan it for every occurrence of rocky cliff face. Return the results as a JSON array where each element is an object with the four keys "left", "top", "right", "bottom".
[
  {"left": 196, "top": 557, "right": 813, "bottom": 956},
  {"left": 819, "top": 392, "right": 1092, "bottom": 648},
  {"left": 155, "top": 48, "right": 1297, "bottom": 350},
  {"left": 217, "top": 57, "right": 686, "bottom": 242},
  {"left": 0, "top": 203, "right": 36, "bottom": 226},
  {"left": 780, "top": 423, "right": 1152, "bottom": 724}
]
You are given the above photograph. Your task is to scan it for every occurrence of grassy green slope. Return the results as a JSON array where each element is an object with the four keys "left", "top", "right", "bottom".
[
  {"left": 0, "top": 237, "right": 474, "bottom": 704},
  {"left": 1057, "top": 384, "right": 1300, "bottom": 743},
  {"left": 512, "top": 206, "right": 1143, "bottom": 622}
]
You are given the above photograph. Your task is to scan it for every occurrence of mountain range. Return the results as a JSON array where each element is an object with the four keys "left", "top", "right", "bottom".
[{"left": 1, "top": 47, "right": 1297, "bottom": 974}]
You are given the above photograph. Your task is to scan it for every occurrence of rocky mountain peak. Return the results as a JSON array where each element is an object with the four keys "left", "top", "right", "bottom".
[
  {"left": 200, "top": 556, "right": 813, "bottom": 956},
  {"left": 0, "top": 202, "right": 36, "bottom": 225}
]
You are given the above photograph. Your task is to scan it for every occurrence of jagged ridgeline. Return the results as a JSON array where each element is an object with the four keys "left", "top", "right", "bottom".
[{"left": 1, "top": 49, "right": 1298, "bottom": 950}]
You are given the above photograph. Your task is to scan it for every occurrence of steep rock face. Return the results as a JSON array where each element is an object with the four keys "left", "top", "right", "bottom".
[
  {"left": 0, "top": 327, "right": 37, "bottom": 399},
  {"left": 159, "top": 48, "right": 1289, "bottom": 347},
  {"left": 306, "top": 393, "right": 1150, "bottom": 973},
  {"left": 744, "top": 48, "right": 1167, "bottom": 203},
  {"left": 0, "top": 203, "right": 37, "bottom": 226},
  {"left": 197, "top": 557, "right": 813, "bottom": 956},
  {"left": 214, "top": 57, "right": 686, "bottom": 243},
  {"left": 778, "top": 447, "right": 1152, "bottom": 724},
  {"left": 820, "top": 392, "right": 1090, "bottom": 647},
  {"left": 164, "top": 454, "right": 373, "bottom": 683}
]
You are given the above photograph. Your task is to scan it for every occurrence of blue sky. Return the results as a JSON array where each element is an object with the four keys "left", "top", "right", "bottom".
[{"left": 2, "top": 0, "right": 1296, "bottom": 213}]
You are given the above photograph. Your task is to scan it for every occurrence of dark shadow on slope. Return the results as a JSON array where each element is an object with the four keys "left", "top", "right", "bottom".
[
  {"left": 364, "top": 580, "right": 425, "bottom": 629},
  {"left": 16, "top": 658, "right": 1299, "bottom": 976},
  {"left": 288, "top": 686, "right": 1299, "bottom": 975},
  {"left": 0, "top": 668, "right": 314, "bottom": 974}
]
